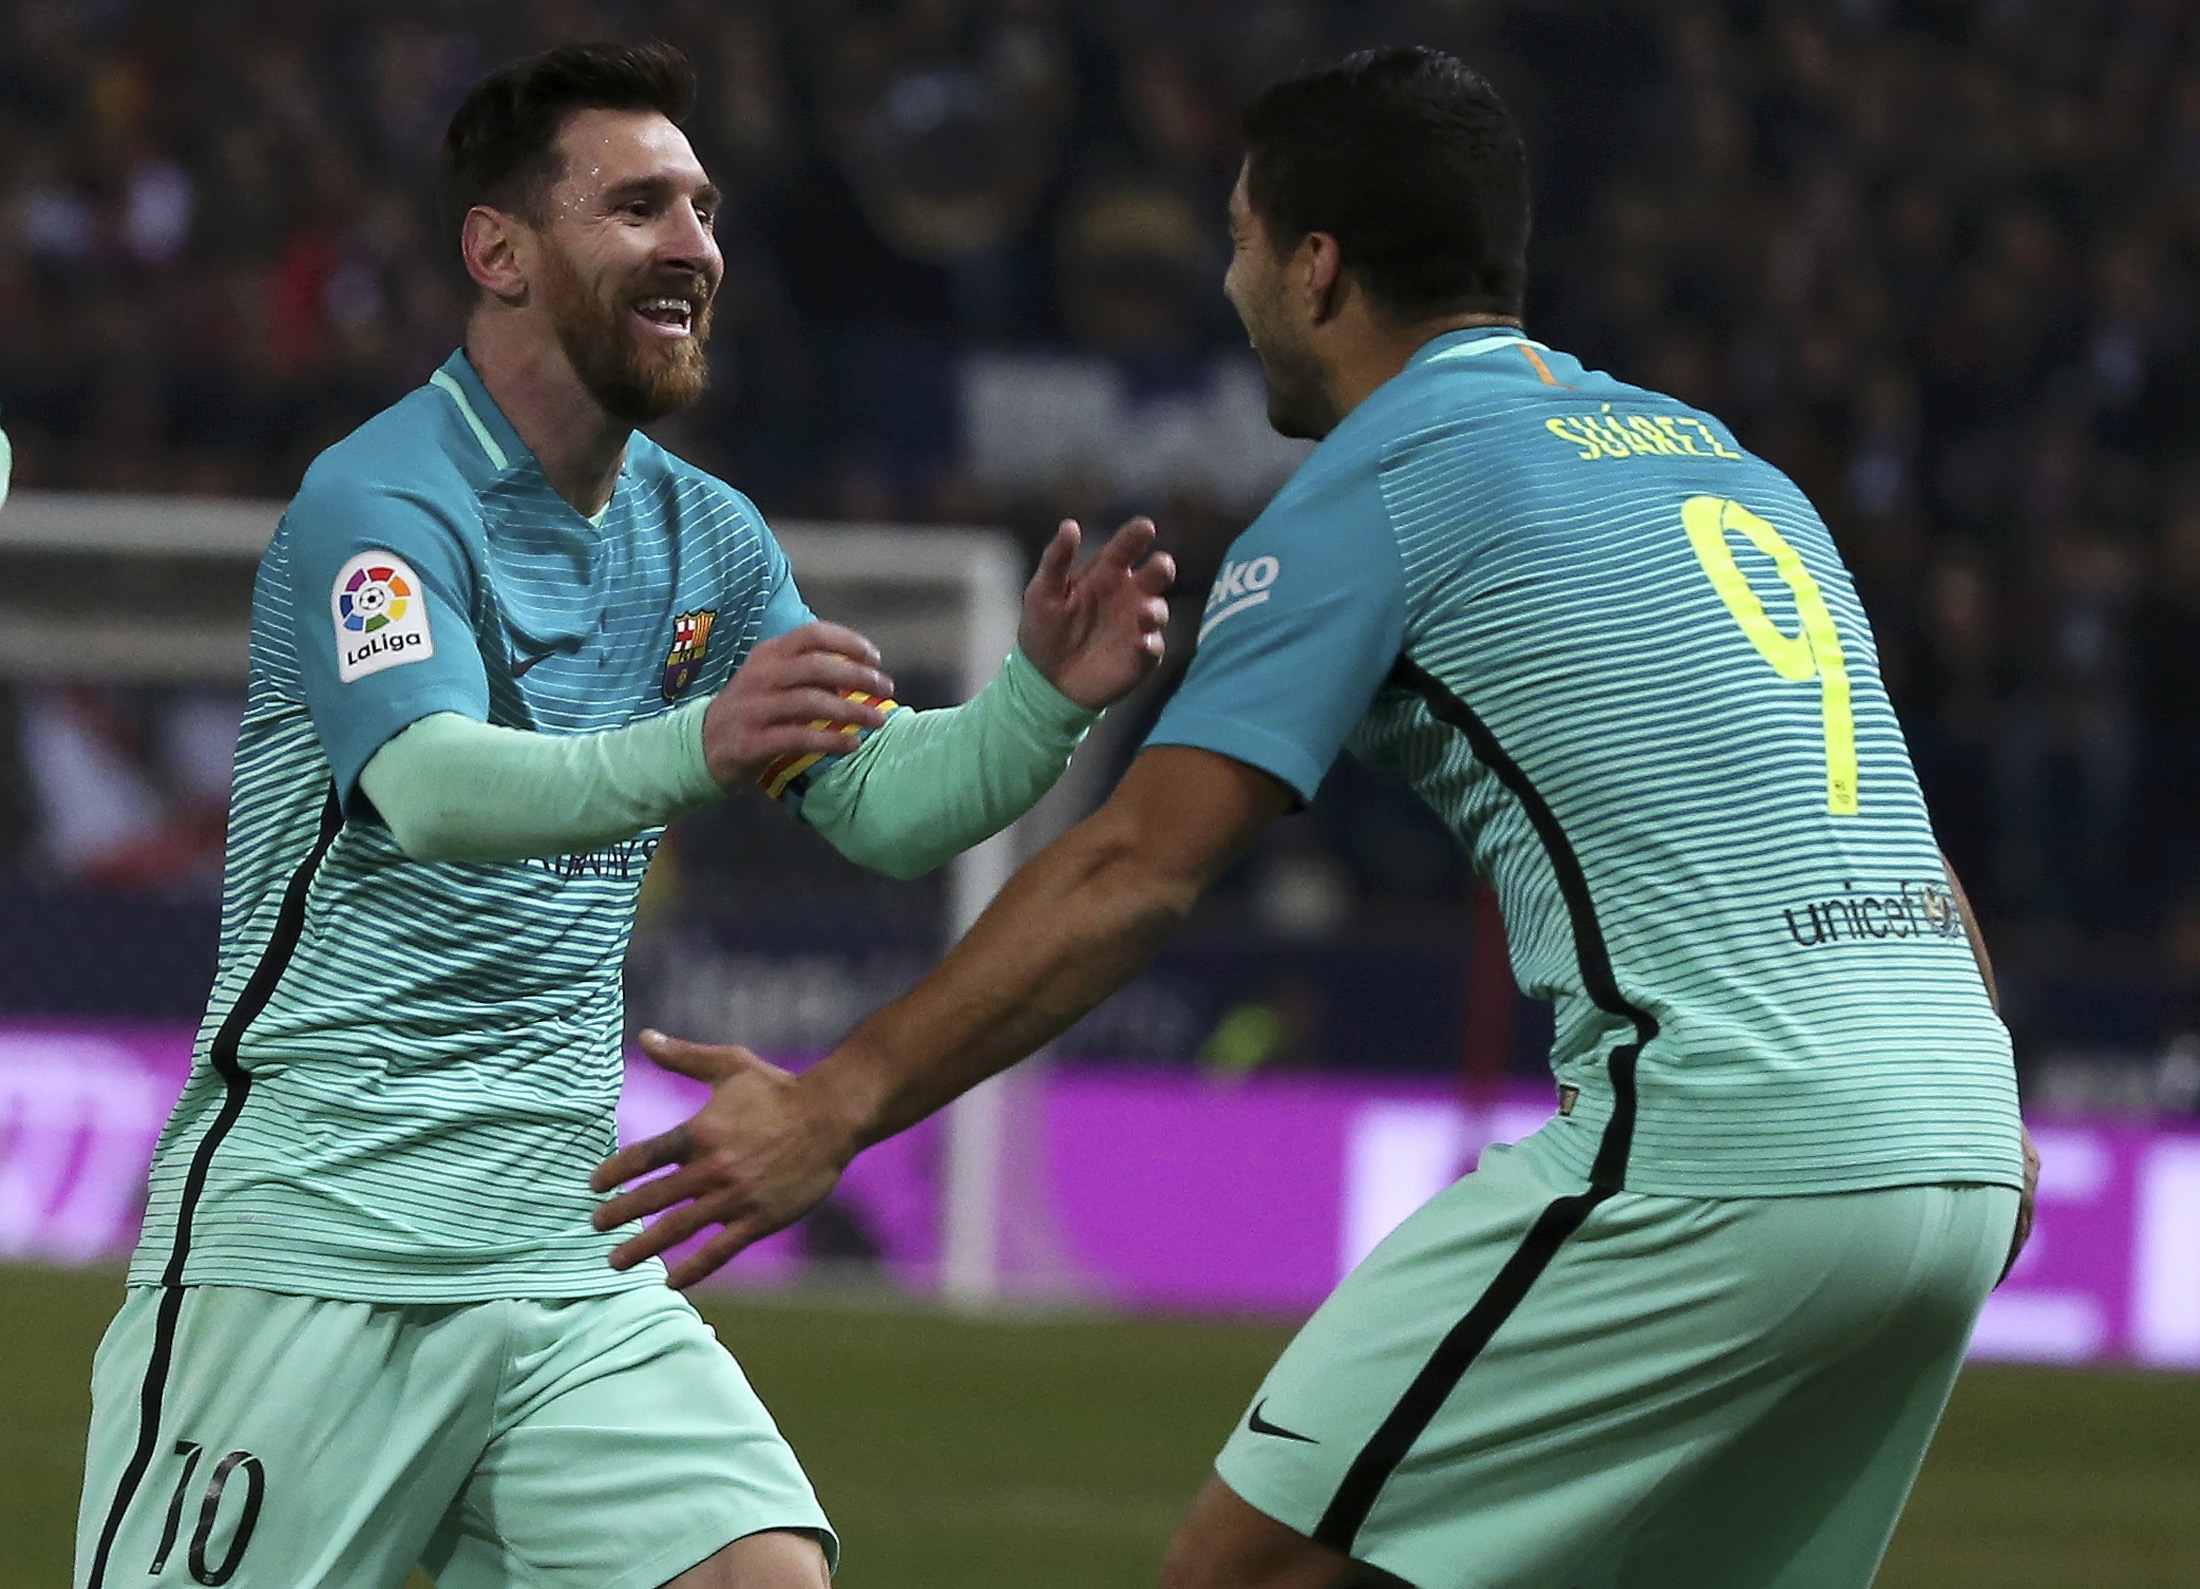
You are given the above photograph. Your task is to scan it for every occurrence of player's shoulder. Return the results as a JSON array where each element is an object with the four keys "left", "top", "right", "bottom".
[
  {"left": 1271, "top": 331, "right": 1556, "bottom": 507},
  {"left": 1245, "top": 425, "right": 1395, "bottom": 558},
  {"left": 1222, "top": 428, "right": 1404, "bottom": 619},
  {"left": 1376, "top": 330, "right": 1694, "bottom": 434},
  {"left": 622, "top": 433, "right": 775, "bottom": 547},
  {"left": 1368, "top": 333, "right": 1766, "bottom": 501},
  {"left": 290, "top": 380, "right": 476, "bottom": 522},
  {"left": 1237, "top": 345, "right": 1530, "bottom": 567}
]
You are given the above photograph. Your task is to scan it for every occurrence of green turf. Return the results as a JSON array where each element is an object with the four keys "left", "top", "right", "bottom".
[{"left": 6, "top": 1264, "right": 2196, "bottom": 1586}]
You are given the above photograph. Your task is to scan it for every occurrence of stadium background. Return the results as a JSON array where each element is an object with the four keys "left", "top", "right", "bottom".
[{"left": 2, "top": 0, "right": 2198, "bottom": 1584}]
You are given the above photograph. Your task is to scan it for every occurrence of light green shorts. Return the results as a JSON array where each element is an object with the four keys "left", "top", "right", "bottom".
[
  {"left": 75, "top": 1282, "right": 835, "bottom": 1589},
  {"left": 1216, "top": 1137, "right": 2018, "bottom": 1589}
]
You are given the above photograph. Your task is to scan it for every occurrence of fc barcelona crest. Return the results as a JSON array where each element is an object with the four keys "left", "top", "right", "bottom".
[{"left": 661, "top": 608, "right": 717, "bottom": 700}]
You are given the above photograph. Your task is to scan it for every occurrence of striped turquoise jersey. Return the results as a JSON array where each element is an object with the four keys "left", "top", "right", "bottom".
[
  {"left": 130, "top": 351, "right": 815, "bottom": 1300},
  {"left": 1148, "top": 327, "right": 2024, "bottom": 1197}
]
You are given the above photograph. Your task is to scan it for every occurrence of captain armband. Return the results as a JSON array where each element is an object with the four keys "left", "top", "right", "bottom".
[{"left": 759, "top": 690, "right": 904, "bottom": 802}]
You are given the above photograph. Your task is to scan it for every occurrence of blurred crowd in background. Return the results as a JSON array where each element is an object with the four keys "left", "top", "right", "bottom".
[{"left": 5, "top": 0, "right": 2200, "bottom": 1092}]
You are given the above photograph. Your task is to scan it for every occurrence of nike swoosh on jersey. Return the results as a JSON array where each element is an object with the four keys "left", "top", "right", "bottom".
[{"left": 1247, "top": 1399, "right": 1317, "bottom": 1443}]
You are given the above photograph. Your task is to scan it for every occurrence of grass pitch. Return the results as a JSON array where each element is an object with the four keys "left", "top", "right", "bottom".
[{"left": 6, "top": 1263, "right": 2196, "bottom": 1587}]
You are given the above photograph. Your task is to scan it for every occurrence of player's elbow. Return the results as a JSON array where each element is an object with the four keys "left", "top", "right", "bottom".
[
  {"left": 837, "top": 835, "right": 944, "bottom": 881},
  {"left": 358, "top": 734, "right": 478, "bottom": 863},
  {"left": 366, "top": 781, "right": 486, "bottom": 864},
  {"left": 379, "top": 803, "right": 474, "bottom": 864},
  {"left": 813, "top": 800, "right": 990, "bottom": 880},
  {"left": 1074, "top": 813, "right": 1203, "bottom": 940}
]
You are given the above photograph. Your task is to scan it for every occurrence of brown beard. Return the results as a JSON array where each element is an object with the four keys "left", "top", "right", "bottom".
[
  {"left": 1236, "top": 284, "right": 1338, "bottom": 441},
  {"left": 1253, "top": 329, "right": 1338, "bottom": 441},
  {"left": 539, "top": 244, "right": 715, "bottom": 425}
]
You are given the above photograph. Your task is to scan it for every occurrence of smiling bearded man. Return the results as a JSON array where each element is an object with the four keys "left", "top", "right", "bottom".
[
  {"left": 71, "top": 40, "right": 1173, "bottom": 1589},
  {"left": 535, "top": 209, "right": 713, "bottom": 424}
]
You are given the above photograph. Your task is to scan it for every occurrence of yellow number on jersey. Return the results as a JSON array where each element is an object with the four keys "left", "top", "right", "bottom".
[{"left": 1682, "top": 495, "right": 1857, "bottom": 815}]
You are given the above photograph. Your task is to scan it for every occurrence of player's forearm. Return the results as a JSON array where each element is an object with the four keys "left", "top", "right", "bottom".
[
  {"left": 803, "top": 810, "right": 1197, "bottom": 1153},
  {"left": 360, "top": 706, "right": 719, "bottom": 862},
  {"left": 795, "top": 648, "right": 1098, "bottom": 879}
]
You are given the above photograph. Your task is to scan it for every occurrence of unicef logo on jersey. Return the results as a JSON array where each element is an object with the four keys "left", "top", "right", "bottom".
[
  {"left": 1200, "top": 555, "right": 1280, "bottom": 642},
  {"left": 332, "top": 550, "right": 436, "bottom": 683}
]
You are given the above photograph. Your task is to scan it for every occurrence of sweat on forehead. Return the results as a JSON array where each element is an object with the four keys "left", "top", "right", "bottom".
[
  {"left": 544, "top": 110, "right": 707, "bottom": 205},
  {"left": 440, "top": 39, "right": 697, "bottom": 231}
]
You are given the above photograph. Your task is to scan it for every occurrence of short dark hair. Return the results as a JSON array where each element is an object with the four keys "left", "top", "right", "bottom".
[
  {"left": 441, "top": 41, "right": 696, "bottom": 230},
  {"left": 1242, "top": 46, "right": 1530, "bottom": 321}
]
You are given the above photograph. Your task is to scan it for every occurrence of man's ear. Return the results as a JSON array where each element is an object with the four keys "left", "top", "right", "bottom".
[
  {"left": 1296, "top": 231, "right": 1347, "bottom": 325},
  {"left": 461, "top": 206, "right": 531, "bottom": 305}
]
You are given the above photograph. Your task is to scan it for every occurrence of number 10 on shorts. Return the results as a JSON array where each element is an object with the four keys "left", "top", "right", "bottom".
[
  {"left": 150, "top": 1439, "right": 266, "bottom": 1585},
  {"left": 1683, "top": 494, "right": 1858, "bottom": 816}
]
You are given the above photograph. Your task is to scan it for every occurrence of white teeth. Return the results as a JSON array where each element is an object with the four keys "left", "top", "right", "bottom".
[{"left": 637, "top": 297, "right": 692, "bottom": 326}]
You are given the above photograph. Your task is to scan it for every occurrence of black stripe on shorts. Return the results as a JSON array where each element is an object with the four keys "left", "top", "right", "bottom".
[
  {"left": 1313, "top": 1186, "right": 1613, "bottom": 1555},
  {"left": 84, "top": 785, "right": 343, "bottom": 1589}
]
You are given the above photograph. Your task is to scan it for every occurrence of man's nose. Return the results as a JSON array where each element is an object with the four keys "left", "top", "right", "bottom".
[{"left": 659, "top": 203, "right": 720, "bottom": 276}]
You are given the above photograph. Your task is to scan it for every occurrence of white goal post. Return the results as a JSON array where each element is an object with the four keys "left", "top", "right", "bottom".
[{"left": 0, "top": 489, "right": 1050, "bottom": 1305}]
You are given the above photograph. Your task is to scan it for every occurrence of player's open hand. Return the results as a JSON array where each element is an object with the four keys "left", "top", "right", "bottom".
[
  {"left": 702, "top": 621, "right": 894, "bottom": 789},
  {"left": 590, "top": 1029, "right": 857, "bottom": 1287},
  {"left": 1017, "top": 517, "right": 1175, "bottom": 710}
]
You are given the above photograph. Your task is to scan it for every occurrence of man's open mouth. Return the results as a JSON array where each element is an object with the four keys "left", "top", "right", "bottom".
[{"left": 634, "top": 295, "right": 696, "bottom": 335}]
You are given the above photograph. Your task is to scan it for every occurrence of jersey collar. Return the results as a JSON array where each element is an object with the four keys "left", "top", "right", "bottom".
[
  {"left": 429, "top": 349, "right": 530, "bottom": 476},
  {"left": 431, "top": 349, "right": 636, "bottom": 532},
  {"left": 1408, "top": 325, "right": 1547, "bottom": 369},
  {"left": 1313, "top": 324, "right": 1554, "bottom": 457}
]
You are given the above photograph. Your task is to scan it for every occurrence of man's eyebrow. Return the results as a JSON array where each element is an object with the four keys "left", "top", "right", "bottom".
[{"left": 601, "top": 173, "right": 719, "bottom": 208}]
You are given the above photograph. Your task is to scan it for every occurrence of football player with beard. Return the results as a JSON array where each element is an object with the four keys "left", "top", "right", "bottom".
[
  {"left": 597, "top": 46, "right": 2037, "bottom": 1589},
  {"left": 74, "top": 41, "right": 1170, "bottom": 1589}
]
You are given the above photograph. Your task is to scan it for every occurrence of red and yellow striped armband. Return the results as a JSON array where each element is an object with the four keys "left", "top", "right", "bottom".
[{"left": 759, "top": 690, "right": 901, "bottom": 801}]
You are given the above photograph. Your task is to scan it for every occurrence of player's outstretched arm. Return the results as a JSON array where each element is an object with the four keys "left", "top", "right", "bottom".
[
  {"left": 788, "top": 650, "right": 1096, "bottom": 877},
  {"left": 780, "top": 517, "right": 1175, "bottom": 879},
  {"left": 363, "top": 621, "right": 891, "bottom": 863},
  {"left": 590, "top": 745, "right": 1291, "bottom": 1287}
]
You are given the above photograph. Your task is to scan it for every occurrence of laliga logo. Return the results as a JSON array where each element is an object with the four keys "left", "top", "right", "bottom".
[
  {"left": 1199, "top": 554, "right": 1280, "bottom": 641},
  {"left": 341, "top": 565, "right": 413, "bottom": 635},
  {"left": 333, "top": 550, "right": 435, "bottom": 682}
]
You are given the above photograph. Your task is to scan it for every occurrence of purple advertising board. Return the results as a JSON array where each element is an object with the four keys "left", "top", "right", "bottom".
[{"left": 3, "top": 1021, "right": 2196, "bottom": 1368}]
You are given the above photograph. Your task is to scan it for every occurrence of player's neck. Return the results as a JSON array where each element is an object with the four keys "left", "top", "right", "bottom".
[
  {"left": 463, "top": 319, "right": 629, "bottom": 518},
  {"left": 1321, "top": 311, "right": 1525, "bottom": 427}
]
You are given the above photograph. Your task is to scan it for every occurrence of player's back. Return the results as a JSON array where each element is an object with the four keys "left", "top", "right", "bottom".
[{"left": 1338, "top": 331, "right": 2018, "bottom": 1196}]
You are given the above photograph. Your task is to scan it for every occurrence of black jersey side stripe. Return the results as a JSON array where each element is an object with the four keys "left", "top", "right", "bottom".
[
  {"left": 1390, "top": 659, "right": 1657, "bottom": 1190},
  {"left": 1313, "top": 1187, "right": 1612, "bottom": 1555},
  {"left": 84, "top": 784, "right": 343, "bottom": 1589},
  {"left": 160, "top": 783, "right": 343, "bottom": 1285}
]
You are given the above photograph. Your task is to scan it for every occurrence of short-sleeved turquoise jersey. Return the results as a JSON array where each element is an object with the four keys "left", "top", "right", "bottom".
[
  {"left": 131, "top": 351, "right": 817, "bottom": 1301},
  {"left": 1149, "top": 327, "right": 2024, "bottom": 1198}
]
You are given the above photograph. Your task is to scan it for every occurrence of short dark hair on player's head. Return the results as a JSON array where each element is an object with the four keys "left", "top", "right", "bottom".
[
  {"left": 441, "top": 40, "right": 696, "bottom": 230},
  {"left": 1242, "top": 46, "right": 1530, "bottom": 321}
]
